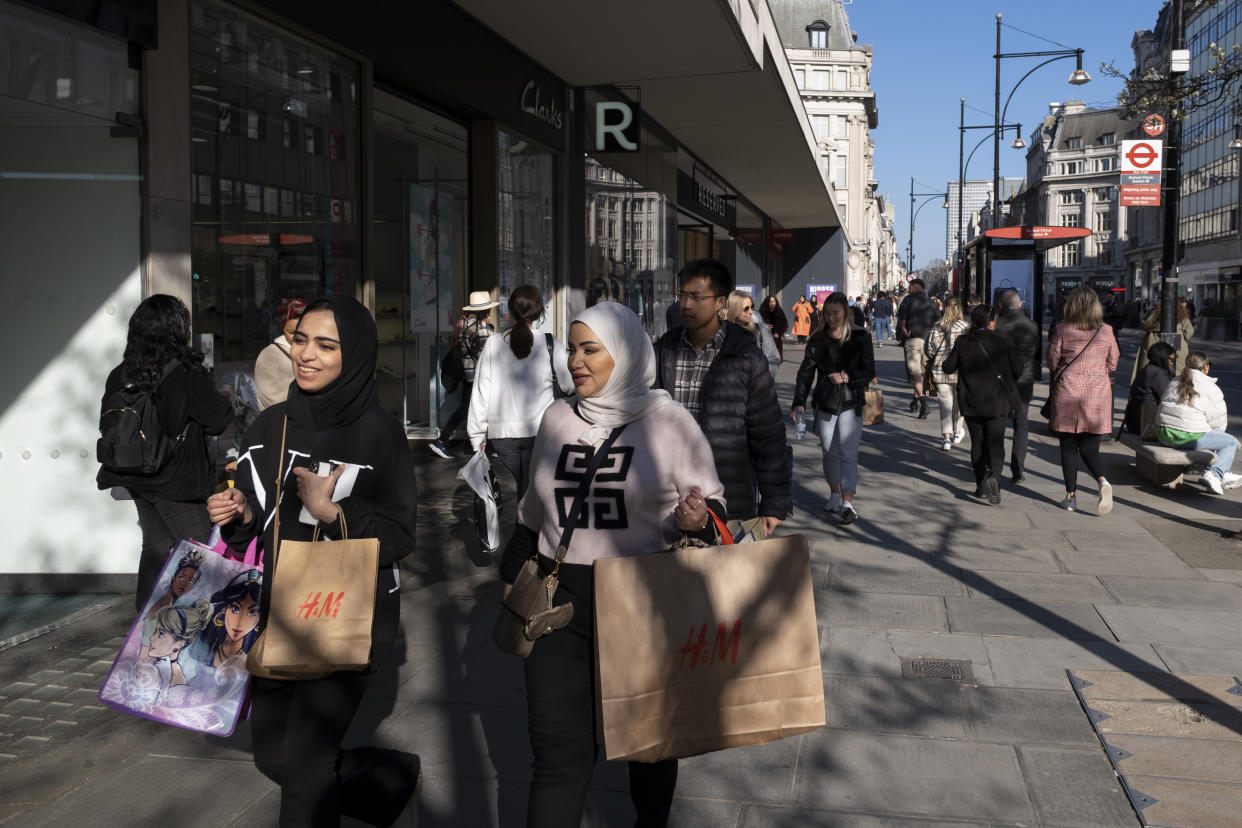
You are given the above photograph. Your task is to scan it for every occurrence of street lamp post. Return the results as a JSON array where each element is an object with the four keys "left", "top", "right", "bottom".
[
  {"left": 957, "top": 96, "right": 1024, "bottom": 301},
  {"left": 993, "top": 13, "right": 1090, "bottom": 228},
  {"left": 1160, "top": 0, "right": 1187, "bottom": 343},
  {"left": 908, "top": 176, "right": 948, "bottom": 276}
]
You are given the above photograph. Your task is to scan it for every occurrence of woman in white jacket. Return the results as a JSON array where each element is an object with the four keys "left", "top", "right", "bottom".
[
  {"left": 1155, "top": 351, "right": 1241, "bottom": 494},
  {"left": 468, "top": 285, "right": 573, "bottom": 501}
]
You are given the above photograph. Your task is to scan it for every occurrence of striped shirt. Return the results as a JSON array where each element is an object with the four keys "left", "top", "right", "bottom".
[{"left": 670, "top": 324, "right": 726, "bottom": 419}]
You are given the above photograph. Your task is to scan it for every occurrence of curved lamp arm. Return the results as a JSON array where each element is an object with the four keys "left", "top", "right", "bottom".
[{"left": 1001, "top": 53, "right": 1077, "bottom": 128}]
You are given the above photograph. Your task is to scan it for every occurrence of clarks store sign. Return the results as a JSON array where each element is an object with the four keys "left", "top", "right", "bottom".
[{"left": 521, "top": 80, "right": 564, "bottom": 131}]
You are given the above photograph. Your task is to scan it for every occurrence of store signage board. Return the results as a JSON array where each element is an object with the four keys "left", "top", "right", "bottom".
[
  {"left": 1120, "top": 139, "right": 1162, "bottom": 206},
  {"left": 984, "top": 226, "right": 1091, "bottom": 240},
  {"left": 593, "top": 100, "right": 641, "bottom": 152}
]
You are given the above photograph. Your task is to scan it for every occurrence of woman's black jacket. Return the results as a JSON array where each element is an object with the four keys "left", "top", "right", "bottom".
[
  {"left": 96, "top": 360, "right": 233, "bottom": 500},
  {"left": 792, "top": 325, "right": 876, "bottom": 415},
  {"left": 942, "top": 330, "right": 1023, "bottom": 418},
  {"left": 1123, "top": 362, "right": 1173, "bottom": 433}
]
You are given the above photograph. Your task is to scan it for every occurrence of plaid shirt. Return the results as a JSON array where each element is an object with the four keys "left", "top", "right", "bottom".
[{"left": 671, "top": 324, "right": 726, "bottom": 419}]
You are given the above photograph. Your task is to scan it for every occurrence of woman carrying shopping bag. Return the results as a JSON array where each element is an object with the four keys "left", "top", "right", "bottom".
[
  {"left": 207, "top": 295, "right": 421, "bottom": 828},
  {"left": 924, "top": 297, "right": 969, "bottom": 451},
  {"left": 500, "top": 301, "right": 725, "bottom": 828},
  {"left": 790, "top": 292, "right": 876, "bottom": 526},
  {"left": 467, "top": 284, "right": 573, "bottom": 502}
]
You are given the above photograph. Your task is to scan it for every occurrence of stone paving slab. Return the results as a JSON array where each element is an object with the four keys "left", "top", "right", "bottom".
[
  {"left": 737, "top": 805, "right": 988, "bottom": 827},
  {"left": 1122, "top": 775, "right": 1242, "bottom": 828},
  {"left": 946, "top": 597, "right": 1114, "bottom": 641},
  {"left": 932, "top": 545, "right": 1063, "bottom": 575},
  {"left": 961, "top": 570, "right": 1113, "bottom": 604},
  {"left": 1153, "top": 643, "right": 1242, "bottom": 675},
  {"left": 961, "top": 686, "right": 1099, "bottom": 746},
  {"left": 820, "top": 627, "right": 904, "bottom": 678},
  {"left": 1107, "top": 733, "right": 1242, "bottom": 785},
  {"left": 1089, "top": 699, "right": 1242, "bottom": 742},
  {"left": 825, "top": 562, "right": 967, "bottom": 597},
  {"left": 823, "top": 675, "right": 968, "bottom": 740},
  {"left": 982, "top": 637, "right": 1164, "bottom": 690},
  {"left": 1096, "top": 605, "right": 1242, "bottom": 647},
  {"left": 820, "top": 592, "right": 948, "bottom": 632},
  {"left": 673, "top": 736, "right": 801, "bottom": 804},
  {"left": 1015, "top": 745, "right": 1139, "bottom": 827},
  {"left": 1054, "top": 549, "right": 1203, "bottom": 579},
  {"left": 1061, "top": 529, "right": 1175, "bottom": 555},
  {"left": 1072, "top": 668, "right": 1242, "bottom": 707},
  {"left": 1098, "top": 575, "right": 1242, "bottom": 610},
  {"left": 792, "top": 730, "right": 1034, "bottom": 823},
  {"left": 1200, "top": 568, "right": 1242, "bottom": 583},
  {"left": 816, "top": 541, "right": 933, "bottom": 570}
]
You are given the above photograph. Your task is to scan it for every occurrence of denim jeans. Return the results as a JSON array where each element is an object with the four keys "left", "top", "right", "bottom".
[
  {"left": 1192, "top": 430, "right": 1239, "bottom": 478},
  {"left": 874, "top": 317, "right": 892, "bottom": 342},
  {"left": 815, "top": 407, "right": 861, "bottom": 492}
]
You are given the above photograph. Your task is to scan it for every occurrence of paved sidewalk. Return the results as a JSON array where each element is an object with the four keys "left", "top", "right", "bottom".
[{"left": 4, "top": 335, "right": 1242, "bottom": 826}]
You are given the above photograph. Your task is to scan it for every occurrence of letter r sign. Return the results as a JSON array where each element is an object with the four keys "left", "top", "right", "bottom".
[{"left": 594, "top": 101, "right": 641, "bottom": 153}]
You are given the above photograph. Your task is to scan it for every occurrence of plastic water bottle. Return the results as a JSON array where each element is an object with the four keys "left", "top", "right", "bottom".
[{"left": 795, "top": 410, "right": 807, "bottom": 440}]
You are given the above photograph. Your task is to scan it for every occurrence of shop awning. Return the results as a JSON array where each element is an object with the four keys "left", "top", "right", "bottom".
[{"left": 454, "top": 0, "right": 842, "bottom": 231}]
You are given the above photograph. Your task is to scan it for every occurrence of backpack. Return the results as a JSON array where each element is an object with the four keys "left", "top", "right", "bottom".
[{"left": 97, "top": 359, "right": 187, "bottom": 475}]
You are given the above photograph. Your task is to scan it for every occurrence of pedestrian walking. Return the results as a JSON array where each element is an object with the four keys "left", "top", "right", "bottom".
[
  {"left": 97, "top": 294, "right": 233, "bottom": 612},
  {"left": 467, "top": 284, "right": 573, "bottom": 501},
  {"left": 1045, "top": 286, "right": 1120, "bottom": 514},
  {"left": 430, "top": 291, "right": 496, "bottom": 459},
  {"left": 501, "top": 300, "right": 725, "bottom": 828},
  {"left": 923, "top": 297, "right": 968, "bottom": 451},
  {"left": 726, "top": 290, "right": 781, "bottom": 381},
  {"left": 871, "top": 290, "right": 894, "bottom": 347},
  {"left": 758, "top": 294, "right": 789, "bottom": 361},
  {"left": 896, "top": 278, "right": 941, "bottom": 418},
  {"left": 1122, "top": 342, "right": 1176, "bottom": 436},
  {"left": 993, "top": 289, "right": 1039, "bottom": 483},
  {"left": 253, "top": 297, "right": 306, "bottom": 410},
  {"left": 791, "top": 292, "right": 876, "bottom": 525},
  {"left": 207, "top": 295, "right": 422, "bottom": 827},
  {"left": 654, "top": 259, "right": 789, "bottom": 533},
  {"left": 1155, "top": 352, "right": 1242, "bottom": 495},
  {"left": 791, "top": 295, "right": 813, "bottom": 343},
  {"left": 943, "top": 304, "right": 1022, "bottom": 505}
]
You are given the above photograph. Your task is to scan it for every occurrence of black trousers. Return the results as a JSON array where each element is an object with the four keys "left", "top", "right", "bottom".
[
  {"left": 250, "top": 672, "right": 419, "bottom": 827},
  {"left": 965, "top": 416, "right": 1007, "bottom": 487},
  {"left": 491, "top": 436, "right": 536, "bottom": 502},
  {"left": 1009, "top": 385, "right": 1034, "bottom": 477},
  {"left": 523, "top": 561, "right": 678, "bottom": 828},
  {"left": 440, "top": 380, "right": 473, "bottom": 443},
  {"left": 1058, "top": 432, "right": 1105, "bottom": 492},
  {"left": 129, "top": 491, "right": 212, "bottom": 613}
]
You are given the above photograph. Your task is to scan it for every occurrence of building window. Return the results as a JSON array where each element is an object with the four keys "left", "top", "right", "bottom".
[
  {"left": 1060, "top": 190, "right": 1083, "bottom": 204},
  {"left": 835, "top": 155, "right": 848, "bottom": 189},
  {"left": 1061, "top": 213, "right": 1080, "bottom": 228},
  {"left": 811, "top": 114, "right": 830, "bottom": 139},
  {"left": 1099, "top": 132, "right": 1115, "bottom": 145},
  {"left": 1098, "top": 245, "right": 1113, "bottom": 266},
  {"left": 807, "top": 20, "right": 828, "bottom": 49},
  {"left": 1065, "top": 137, "right": 1083, "bottom": 149},
  {"left": 1061, "top": 242, "right": 1080, "bottom": 267},
  {"left": 834, "top": 115, "right": 848, "bottom": 139},
  {"left": 1094, "top": 212, "right": 1113, "bottom": 233},
  {"left": 1094, "top": 186, "right": 1117, "bottom": 201},
  {"left": 1096, "top": 157, "right": 1115, "bottom": 172},
  {"left": 836, "top": 70, "right": 849, "bottom": 90},
  {"left": 1062, "top": 161, "right": 1082, "bottom": 175},
  {"left": 809, "top": 70, "right": 829, "bottom": 90},
  {"left": 794, "top": 68, "right": 804, "bottom": 89}
]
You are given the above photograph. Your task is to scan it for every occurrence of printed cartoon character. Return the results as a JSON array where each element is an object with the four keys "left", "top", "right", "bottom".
[
  {"left": 141, "top": 599, "right": 211, "bottom": 698},
  {"left": 192, "top": 569, "right": 263, "bottom": 670},
  {"left": 144, "top": 547, "right": 207, "bottom": 621}
]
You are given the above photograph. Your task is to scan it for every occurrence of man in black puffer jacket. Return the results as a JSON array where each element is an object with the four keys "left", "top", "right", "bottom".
[
  {"left": 654, "top": 259, "right": 790, "bottom": 534},
  {"left": 993, "top": 289, "right": 1039, "bottom": 483}
]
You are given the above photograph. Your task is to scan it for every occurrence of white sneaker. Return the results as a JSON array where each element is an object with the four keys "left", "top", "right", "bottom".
[
  {"left": 1205, "top": 470, "right": 1225, "bottom": 495},
  {"left": 941, "top": 438, "right": 952, "bottom": 451},
  {"left": 953, "top": 429, "right": 965, "bottom": 444},
  {"left": 1097, "top": 480, "right": 1113, "bottom": 515},
  {"left": 839, "top": 502, "right": 858, "bottom": 525},
  {"left": 824, "top": 492, "right": 843, "bottom": 513},
  {"left": 1223, "top": 472, "right": 1242, "bottom": 489}
]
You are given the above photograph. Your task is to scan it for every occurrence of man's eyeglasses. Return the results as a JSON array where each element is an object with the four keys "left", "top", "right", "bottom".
[{"left": 677, "top": 292, "right": 719, "bottom": 304}]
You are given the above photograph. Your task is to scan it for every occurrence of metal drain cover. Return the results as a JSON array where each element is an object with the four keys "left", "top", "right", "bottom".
[{"left": 901, "top": 657, "right": 974, "bottom": 683}]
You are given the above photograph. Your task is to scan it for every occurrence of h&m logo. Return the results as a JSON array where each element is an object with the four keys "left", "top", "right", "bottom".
[
  {"left": 677, "top": 619, "right": 742, "bottom": 670},
  {"left": 298, "top": 591, "right": 345, "bottom": 620}
]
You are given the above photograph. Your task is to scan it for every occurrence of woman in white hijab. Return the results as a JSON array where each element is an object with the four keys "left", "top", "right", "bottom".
[{"left": 500, "top": 301, "right": 724, "bottom": 828}]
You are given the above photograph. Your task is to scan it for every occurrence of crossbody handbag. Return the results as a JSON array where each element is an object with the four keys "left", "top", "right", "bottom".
[
  {"left": 493, "top": 423, "right": 628, "bottom": 657},
  {"left": 544, "top": 333, "right": 573, "bottom": 399},
  {"left": 1040, "top": 327, "right": 1101, "bottom": 419},
  {"left": 974, "top": 337, "right": 1021, "bottom": 416}
]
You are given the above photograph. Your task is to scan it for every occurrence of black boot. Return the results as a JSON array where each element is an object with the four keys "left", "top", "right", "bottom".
[
  {"left": 917, "top": 397, "right": 929, "bottom": 419},
  {"left": 908, "top": 397, "right": 919, "bottom": 413}
]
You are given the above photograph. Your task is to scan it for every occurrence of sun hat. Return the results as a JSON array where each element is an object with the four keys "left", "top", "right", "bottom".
[{"left": 463, "top": 291, "right": 499, "bottom": 312}]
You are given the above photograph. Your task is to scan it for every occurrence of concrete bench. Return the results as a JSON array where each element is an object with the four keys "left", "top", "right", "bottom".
[{"left": 1117, "top": 430, "right": 1218, "bottom": 488}]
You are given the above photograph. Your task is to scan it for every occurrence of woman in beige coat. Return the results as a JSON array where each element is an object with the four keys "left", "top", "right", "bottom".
[
  {"left": 253, "top": 297, "right": 306, "bottom": 410},
  {"left": 1132, "top": 299, "right": 1194, "bottom": 380}
]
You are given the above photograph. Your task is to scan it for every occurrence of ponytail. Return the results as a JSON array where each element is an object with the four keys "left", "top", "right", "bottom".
[
  {"left": 1175, "top": 351, "right": 1208, "bottom": 406},
  {"left": 506, "top": 285, "right": 542, "bottom": 360}
]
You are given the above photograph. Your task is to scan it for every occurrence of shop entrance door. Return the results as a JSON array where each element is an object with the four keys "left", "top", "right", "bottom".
[{"left": 678, "top": 223, "right": 712, "bottom": 269}]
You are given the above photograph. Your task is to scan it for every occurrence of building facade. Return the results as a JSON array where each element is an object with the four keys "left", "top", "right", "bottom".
[{"left": 1, "top": 0, "right": 844, "bottom": 582}]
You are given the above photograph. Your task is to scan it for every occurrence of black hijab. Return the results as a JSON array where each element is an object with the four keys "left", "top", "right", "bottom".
[{"left": 284, "top": 295, "right": 379, "bottom": 431}]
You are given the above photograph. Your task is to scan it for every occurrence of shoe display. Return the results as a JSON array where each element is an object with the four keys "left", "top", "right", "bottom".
[
  {"left": 941, "top": 438, "right": 952, "bottom": 451},
  {"left": 823, "top": 492, "right": 843, "bottom": 513},
  {"left": 1098, "top": 480, "right": 1113, "bottom": 515},
  {"left": 986, "top": 476, "right": 1001, "bottom": 505},
  {"left": 1205, "top": 470, "right": 1224, "bottom": 495},
  {"left": 953, "top": 429, "right": 965, "bottom": 444},
  {"left": 1057, "top": 496, "right": 1077, "bottom": 512},
  {"left": 429, "top": 439, "right": 453, "bottom": 460},
  {"left": 839, "top": 502, "right": 858, "bottom": 525}
]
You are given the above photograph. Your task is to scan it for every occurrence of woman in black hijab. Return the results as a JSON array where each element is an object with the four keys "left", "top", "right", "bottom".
[{"left": 208, "top": 295, "right": 421, "bottom": 827}]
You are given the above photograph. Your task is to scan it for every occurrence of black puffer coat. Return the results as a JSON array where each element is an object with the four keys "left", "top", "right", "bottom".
[
  {"left": 792, "top": 325, "right": 877, "bottom": 416},
  {"left": 994, "top": 308, "right": 1039, "bottom": 388},
  {"left": 654, "top": 322, "right": 790, "bottom": 521}
]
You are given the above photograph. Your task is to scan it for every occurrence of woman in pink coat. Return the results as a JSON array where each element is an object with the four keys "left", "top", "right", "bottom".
[{"left": 1046, "top": 286, "right": 1119, "bottom": 514}]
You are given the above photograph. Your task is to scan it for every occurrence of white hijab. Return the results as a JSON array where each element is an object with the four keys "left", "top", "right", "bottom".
[{"left": 571, "top": 301, "right": 673, "bottom": 444}]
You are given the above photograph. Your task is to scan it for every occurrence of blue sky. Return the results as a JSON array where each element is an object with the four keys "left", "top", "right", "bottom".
[{"left": 842, "top": 0, "right": 1166, "bottom": 271}]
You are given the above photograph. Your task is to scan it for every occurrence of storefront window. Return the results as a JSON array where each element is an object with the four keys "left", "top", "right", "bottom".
[
  {"left": 498, "top": 130, "right": 556, "bottom": 316},
  {"left": 188, "top": 0, "right": 361, "bottom": 364}
]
